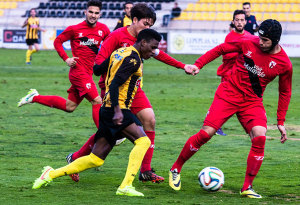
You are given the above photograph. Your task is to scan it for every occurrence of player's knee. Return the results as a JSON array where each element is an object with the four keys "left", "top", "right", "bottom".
[
  {"left": 135, "top": 136, "right": 151, "bottom": 149},
  {"left": 142, "top": 117, "right": 156, "bottom": 131},
  {"left": 65, "top": 107, "right": 75, "bottom": 112},
  {"left": 89, "top": 153, "right": 104, "bottom": 167}
]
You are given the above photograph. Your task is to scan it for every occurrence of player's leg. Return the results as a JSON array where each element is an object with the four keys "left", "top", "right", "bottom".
[
  {"left": 132, "top": 88, "right": 164, "bottom": 183},
  {"left": 25, "top": 43, "right": 32, "bottom": 64},
  {"left": 239, "top": 104, "right": 267, "bottom": 198}
]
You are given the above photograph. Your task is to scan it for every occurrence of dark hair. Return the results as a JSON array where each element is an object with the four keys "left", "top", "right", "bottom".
[
  {"left": 258, "top": 19, "right": 282, "bottom": 49},
  {"left": 87, "top": 0, "right": 102, "bottom": 10},
  {"left": 130, "top": 3, "right": 156, "bottom": 23},
  {"left": 124, "top": 1, "right": 133, "bottom": 9},
  {"left": 136, "top": 29, "right": 161, "bottom": 43},
  {"left": 233, "top": 10, "right": 246, "bottom": 20},
  {"left": 243, "top": 2, "right": 251, "bottom": 7}
]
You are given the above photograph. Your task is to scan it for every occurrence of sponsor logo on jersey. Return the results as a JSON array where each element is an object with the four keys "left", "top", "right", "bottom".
[
  {"left": 114, "top": 53, "right": 123, "bottom": 60},
  {"left": 130, "top": 58, "right": 137, "bottom": 66},
  {"left": 86, "top": 83, "right": 91, "bottom": 89},
  {"left": 80, "top": 38, "right": 99, "bottom": 46},
  {"left": 244, "top": 62, "right": 266, "bottom": 77},
  {"left": 269, "top": 61, "right": 276, "bottom": 69},
  {"left": 245, "top": 50, "right": 252, "bottom": 58}
]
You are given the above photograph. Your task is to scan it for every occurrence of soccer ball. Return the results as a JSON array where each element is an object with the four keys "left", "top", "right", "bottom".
[{"left": 198, "top": 167, "right": 224, "bottom": 191}]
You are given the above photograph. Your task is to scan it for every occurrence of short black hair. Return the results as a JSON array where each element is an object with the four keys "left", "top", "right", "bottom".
[
  {"left": 243, "top": 2, "right": 251, "bottom": 7},
  {"left": 258, "top": 19, "right": 282, "bottom": 49},
  {"left": 136, "top": 29, "right": 161, "bottom": 43},
  {"left": 130, "top": 3, "right": 156, "bottom": 23},
  {"left": 233, "top": 9, "right": 246, "bottom": 20},
  {"left": 124, "top": 1, "right": 133, "bottom": 9},
  {"left": 87, "top": 0, "right": 102, "bottom": 10}
]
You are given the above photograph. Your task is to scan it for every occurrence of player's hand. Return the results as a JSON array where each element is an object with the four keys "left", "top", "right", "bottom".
[
  {"left": 65, "top": 57, "right": 79, "bottom": 67},
  {"left": 277, "top": 125, "right": 287, "bottom": 144},
  {"left": 113, "top": 106, "right": 123, "bottom": 125},
  {"left": 184, "top": 64, "right": 199, "bottom": 76}
]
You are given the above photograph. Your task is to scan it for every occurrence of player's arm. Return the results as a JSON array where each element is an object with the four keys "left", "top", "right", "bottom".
[
  {"left": 194, "top": 41, "right": 242, "bottom": 69},
  {"left": 93, "top": 57, "right": 110, "bottom": 76},
  {"left": 277, "top": 64, "right": 293, "bottom": 143},
  {"left": 53, "top": 26, "right": 78, "bottom": 67},
  {"left": 22, "top": 18, "right": 28, "bottom": 28},
  {"left": 110, "top": 55, "right": 141, "bottom": 125}
]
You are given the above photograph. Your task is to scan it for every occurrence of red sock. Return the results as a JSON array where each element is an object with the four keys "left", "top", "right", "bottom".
[
  {"left": 171, "top": 130, "right": 211, "bottom": 173},
  {"left": 92, "top": 104, "right": 101, "bottom": 128},
  {"left": 72, "top": 133, "right": 96, "bottom": 160},
  {"left": 32, "top": 95, "right": 66, "bottom": 111},
  {"left": 242, "top": 136, "right": 266, "bottom": 191},
  {"left": 140, "top": 131, "right": 155, "bottom": 173}
]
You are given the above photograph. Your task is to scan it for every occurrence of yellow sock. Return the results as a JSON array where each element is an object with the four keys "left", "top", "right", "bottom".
[
  {"left": 119, "top": 136, "right": 150, "bottom": 189},
  {"left": 49, "top": 153, "right": 104, "bottom": 179},
  {"left": 25, "top": 50, "right": 31, "bottom": 63}
]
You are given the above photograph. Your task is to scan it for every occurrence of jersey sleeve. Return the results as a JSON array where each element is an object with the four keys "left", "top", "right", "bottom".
[
  {"left": 95, "top": 33, "right": 120, "bottom": 65},
  {"left": 109, "top": 54, "right": 141, "bottom": 107},
  {"left": 154, "top": 49, "right": 185, "bottom": 69},
  {"left": 277, "top": 64, "right": 293, "bottom": 125},
  {"left": 194, "top": 41, "right": 243, "bottom": 69},
  {"left": 53, "top": 26, "right": 74, "bottom": 61}
]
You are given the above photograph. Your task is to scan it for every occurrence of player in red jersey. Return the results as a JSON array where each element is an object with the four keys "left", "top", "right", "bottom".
[
  {"left": 216, "top": 10, "right": 251, "bottom": 136},
  {"left": 17, "top": 1, "right": 110, "bottom": 128},
  {"left": 169, "top": 19, "right": 292, "bottom": 199},
  {"left": 67, "top": 3, "right": 197, "bottom": 183}
]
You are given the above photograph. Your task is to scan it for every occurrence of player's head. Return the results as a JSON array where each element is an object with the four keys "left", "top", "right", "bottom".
[
  {"left": 258, "top": 19, "right": 282, "bottom": 52},
  {"left": 130, "top": 3, "right": 156, "bottom": 34},
  {"left": 232, "top": 10, "right": 246, "bottom": 33},
  {"left": 30, "top": 9, "right": 36, "bottom": 17},
  {"left": 85, "top": 0, "right": 102, "bottom": 26},
  {"left": 124, "top": 2, "right": 133, "bottom": 17},
  {"left": 242, "top": 2, "right": 251, "bottom": 17},
  {"left": 135, "top": 29, "right": 161, "bottom": 60}
]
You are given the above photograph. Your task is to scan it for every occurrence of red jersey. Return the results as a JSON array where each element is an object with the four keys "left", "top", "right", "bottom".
[
  {"left": 217, "top": 30, "right": 251, "bottom": 78},
  {"left": 54, "top": 21, "right": 110, "bottom": 75},
  {"left": 94, "top": 26, "right": 185, "bottom": 89},
  {"left": 195, "top": 36, "right": 293, "bottom": 125}
]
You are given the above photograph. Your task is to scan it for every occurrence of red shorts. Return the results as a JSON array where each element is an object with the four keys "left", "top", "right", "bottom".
[
  {"left": 204, "top": 82, "right": 267, "bottom": 134},
  {"left": 67, "top": 71, "right": 99, "bottom": 105}
]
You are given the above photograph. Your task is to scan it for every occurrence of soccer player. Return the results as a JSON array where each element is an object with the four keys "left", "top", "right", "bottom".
[
  {"left": 17, "top": 0, "right": 110, "bottom": 128},
  {"left": 32, "top": 28, "right": 162, "bottom": 197},
  {"left": 22, "top": 8, "right": 45, "bottom": 65},
  {"left": 113, "top": 1, "right": 133, "bottom": 31},
  {"left": 169, "top": 19, "right": 292, "bottom": 199},
  {"left": 243, "top": 2, "right": 259, "bottom": 35},
  {"left": 67, "top": 3, "right": 197, "bottom": 183}
]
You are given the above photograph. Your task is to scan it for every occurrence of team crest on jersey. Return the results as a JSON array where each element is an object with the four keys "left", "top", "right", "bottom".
[
  {"left": 98, "top": 30, "right": 102, "bottom": 36},
  {"left": 78, "top": 33, "right": 83, "bottom": 37},
  {"left": 269, "top": 61, "right": 276, "bottom": 69},
  {"left": 130, "top": 59, "right": 137, "bottom": 66},
  {"left": 245, "top": 51, "right": 252, "bottom": 58},
  {"left": 86, "top": 83, "right": 91, "bottom": 89}
]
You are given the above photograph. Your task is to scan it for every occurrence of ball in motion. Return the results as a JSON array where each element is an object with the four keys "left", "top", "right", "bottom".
[{"left": 198, "top": 167, "right": 224, "bottom": 191}]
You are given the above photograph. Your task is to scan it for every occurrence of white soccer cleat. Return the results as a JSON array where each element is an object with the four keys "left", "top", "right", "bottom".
[
  {"left": 115, "top": 138, "right": 127, "bottom": 146},
  {"left": 17, "top": 89, "right": 39, "bottom": 107}
]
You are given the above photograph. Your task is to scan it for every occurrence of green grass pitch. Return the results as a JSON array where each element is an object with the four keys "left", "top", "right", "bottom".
[{"left": 0, "top": 48, "right": 299, "bottom": 204}]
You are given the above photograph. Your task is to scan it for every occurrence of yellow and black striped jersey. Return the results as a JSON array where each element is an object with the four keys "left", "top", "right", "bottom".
[
  {"left": 113, "top": 15, "right": 132, "bottom": 31},
  {"left": 103, "top": 46, "right": 142, "bottom": 109},
  {"left": 26, "top": 17, "right": 39, "bottom": 39}
]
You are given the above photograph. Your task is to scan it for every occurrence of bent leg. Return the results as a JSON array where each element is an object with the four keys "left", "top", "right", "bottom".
[{"left": 32, "top": 95, "right": 72, "bottom": 111}]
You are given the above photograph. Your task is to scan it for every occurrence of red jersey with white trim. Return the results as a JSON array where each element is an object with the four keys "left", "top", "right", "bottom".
[
  {"left": 195, "top": 36, "right": 293, "bottom": 125},
  {"left": 54, "top": 21, "right": 110, "bottom": 75},
  {"left": 95, "top": 26, "right": 185, "bottom": 89}
]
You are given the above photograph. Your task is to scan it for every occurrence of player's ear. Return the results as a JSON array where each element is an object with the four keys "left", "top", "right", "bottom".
[{"left": 132, "top": 17, "right": 138, "bottom": 24}]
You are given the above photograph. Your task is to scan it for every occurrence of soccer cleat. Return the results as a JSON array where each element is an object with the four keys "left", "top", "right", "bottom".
[
  {"left": 17, "top": 89, "right": 39, "bottom": 107},
  {"left": 116, "top": 185, "right": 144, "bottom": 197},
  {"left": 32, "top": 166, "right": 54, "bottom": 189},
  {"left": 169, "top": 169, "right": 181, "bottom": 191},
  {"left": 139, "top": 168, "right": 164, "bottom": 183},
  {"left": 216, "top": 128, "right": 227, "bottom": 136},
  {"left": 240, "top": 186, "right": 262, "bottom": 198},
  {"left": 66, "top": 153, "right": 80, "bottom": 182},
  {"left": 26, "top": 62, "right": 31, "bottom": 65},
  {"left": 115, "top": 138, "right": 126, "bottom": 146}
]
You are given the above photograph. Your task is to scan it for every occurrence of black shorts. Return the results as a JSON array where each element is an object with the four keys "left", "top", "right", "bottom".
[
  {"left": 26, "top": 39, "right": 38, "bottom": 46},
  {"left": 95, "top": 107, "right": 142, "bottom": 147}
]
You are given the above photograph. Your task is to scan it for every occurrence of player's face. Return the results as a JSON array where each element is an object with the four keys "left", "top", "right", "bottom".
[
  {"left": 30, "top": 9, "right": 36, "bottom": 17},
  {"left": 140, "top": 39, "right": 159, "bottom": 60},
  {"left": 85, "top": 6, "right": 101, "bottom": 26},
  {"left": 259, "top": 36, "right": 272, "bottom": 52},
  {"left": 124, "top": 4, "right": 133, "bottom": 17},
  {"left": 243, "top": 5, "right": 251, "bottom": 17},
  {"left": 134, "top": 18, "right": 154, "bottom": 35},
  {"left": 233, "top": 14, "right": 246, "bottom": 33}
]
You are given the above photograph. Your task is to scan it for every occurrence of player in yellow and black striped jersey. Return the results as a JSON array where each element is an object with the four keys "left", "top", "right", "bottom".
[
  {"left": 31, "top": 29, "right": 162, "bottom": 197},
  {"left": 113, "top": 1, "right": 133, "bottom": 31},
  {"left": 22, "top": 9, "right": 45, "bottom": 64}
]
